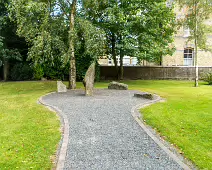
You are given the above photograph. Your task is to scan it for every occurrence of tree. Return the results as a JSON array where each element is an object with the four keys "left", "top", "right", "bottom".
[
  {"left": 0, "top": 0, "right": 26, "bottom": 80},
  {"left": 85, "top": 0, "right": 175, "bottom": 80},
  {"left": 9, "top": 0, "right": 105, "bottom": 87},
  {"left": 177, "top": 0, "right": 212, "bottom": 87},
  {"left": 84, "top": 1, "right": 138, "bottom": 79}
]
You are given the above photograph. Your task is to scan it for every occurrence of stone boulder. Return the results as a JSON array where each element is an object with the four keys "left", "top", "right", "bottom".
[
  {"left": 41, "top": 77, "right": 47, "bottom": 81},
  {"left": 134, "top": 92, "right": 154, "bottom": 100},
  {"left": 57, "top": 81, "right": 67, "bottom": 93},
  {"left": 83, "top": 62, "right": 95, "bottom": 96},
  {"left": 108, "top": 81, "right": 128, "bottom": 90}
]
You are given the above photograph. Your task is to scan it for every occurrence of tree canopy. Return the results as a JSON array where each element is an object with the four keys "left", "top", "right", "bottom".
[
  {"left": 4, "top": 0, "right": 177, "bottom": 82},
  {"left": 84, "top": 0, "right": 176, "bottom": 79}
]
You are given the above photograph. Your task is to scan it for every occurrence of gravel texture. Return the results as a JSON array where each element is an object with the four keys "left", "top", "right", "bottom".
[{"left": 42, "top": 89, "right": 183, "bottom": 170}]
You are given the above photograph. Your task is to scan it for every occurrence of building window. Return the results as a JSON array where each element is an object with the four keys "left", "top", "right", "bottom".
[
  {"left": 184, "top": 48, "right": 193, "bottom": 66},
  {"left": 123, "top": 56, "right": 130, "bottom": 65},
  {"left": 131, "top": 57, "right": 138, "bottom": 65}
]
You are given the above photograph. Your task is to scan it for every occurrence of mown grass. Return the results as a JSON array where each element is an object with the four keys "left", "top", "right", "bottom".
[
  {"left": 0, "top": 80, "right": 211, "bottom": 169},
  {"left": 123, "top": 80, "right": 211, "bottom": 169},
  {"left": 0, "top": 81, "right": 60, "bottom": 169},
  {"left": 83, "top": 80, "right": 212, "bottom": 169}
]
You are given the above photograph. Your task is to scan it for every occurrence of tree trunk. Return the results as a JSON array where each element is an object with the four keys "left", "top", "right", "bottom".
[
  {"left": 3, "top": 60, "right": 9, "bottom": 81},
  {"left": 194, "top": 0, "right": 198, "bottom": 87},
  {"left": 119, "top": 35, "right": 124, "bottom": 80},
  {"left": 111, "top": 33, "right": 118, "bottom": 79},
  {"left": 159, "top": 54, "right": 163, "bottom": 66},
  {"left": 68, "top": 0, "right": 77, "bottom": 89},
  {"left": 119, "top": 51, "right": 124, "bottom": 80}
]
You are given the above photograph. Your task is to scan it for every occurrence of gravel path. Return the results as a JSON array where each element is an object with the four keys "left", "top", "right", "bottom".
[{"left": 42, "top": 89, "right": 183, "bottom": 170}]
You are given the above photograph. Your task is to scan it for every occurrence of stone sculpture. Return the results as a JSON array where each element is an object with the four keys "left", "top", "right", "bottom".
[
  {"left": 57, "top": 81, "right": 67, "bottom": 93},
  {"left": 83, "top": 62, "right": 95, "bottom": 96},
  {"left": 108, "top": 81, "right": 128, "bottom": 90}
]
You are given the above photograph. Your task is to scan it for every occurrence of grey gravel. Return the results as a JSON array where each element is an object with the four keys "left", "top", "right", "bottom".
[{"left": 42, "top": 89, "right": 182, "bottom": 170}]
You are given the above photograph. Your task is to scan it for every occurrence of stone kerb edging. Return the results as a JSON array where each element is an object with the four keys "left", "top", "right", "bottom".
[
  {"left": 131, "top": 94, "right": 191, "bottom": 170},
  {"left": 38, "top": 92, "right": 69, "bottom": 170},
  {"left": 38, "top": 91, "right": 192, "bottom": 170}
]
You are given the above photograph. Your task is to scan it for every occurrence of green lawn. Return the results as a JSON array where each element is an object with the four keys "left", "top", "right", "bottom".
[
  {"left": 0, "top": 82, "right": 60, "bottom": 169},
  {"left": 0, "top": 80, "right": 211, "bottom": 169},
  {"left": 124, "top": 80, "right": 211, "bottom": 170},
  {"left": 93, "top": 80, "right": 212, "bottom": 169}
]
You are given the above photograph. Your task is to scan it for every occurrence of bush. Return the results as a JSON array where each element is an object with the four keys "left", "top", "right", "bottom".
[
  {"left": 42, "top": 62, "right": 69, "bottom": 80},
  {"left": 76, "top": 54, "right": 94, "bottom": 81},
  {"left": 203, "top": 72, "right": 212, "bottom": 85},
  {"left": 95, "top": 62, "right": 100, "bottom": 82},
  {"left": 10, "top": 63, "right": 33, "bottom": 81},
  {"left": 33, "top": 65, "right": 44, "bottom": 80}
]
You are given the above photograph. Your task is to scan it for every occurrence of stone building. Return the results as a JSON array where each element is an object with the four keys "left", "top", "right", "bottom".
[{"left": 162, "top": 6, "right": 212, "bottom": 66}]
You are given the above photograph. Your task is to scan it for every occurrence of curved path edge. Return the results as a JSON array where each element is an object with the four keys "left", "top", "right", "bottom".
[
  {"left": 131, "top": 94, "right": 191, "bottom": 170},
  {"left": 38, "top": 91, "right": 193, "bottom": 170},
  {"left": 38, "top": 92, "right": 69, "bottom": 170}
]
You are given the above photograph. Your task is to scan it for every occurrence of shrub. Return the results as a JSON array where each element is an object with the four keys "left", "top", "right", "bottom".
[
  {"left": 33, "top": 65, "right": 44, "bottom": 80},
  {"left": 203, "top": 72, "right": 212, "bottom": 85},
  {"left": 95, "top": 62, "right": 100, "bottom": 82},
  {"left": 10, "top": 63, "right": 33, "bottom": 81},
  {"left": 42, "top": 62, "right": 69, "bottom": 80}
]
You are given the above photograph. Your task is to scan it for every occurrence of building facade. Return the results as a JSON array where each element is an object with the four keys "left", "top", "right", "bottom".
[
  {"left": 162, "top": 7, "right": 212, "bottom": 66},
  {"left": 98, "top": 56, "right": 138, "bottom": 66}
]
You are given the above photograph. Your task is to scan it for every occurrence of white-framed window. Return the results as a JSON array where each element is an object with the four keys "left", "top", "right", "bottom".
[
  {"left": 131, "top": 57, "right": 138, "bottom": 65},
  {"left": 123, "top": 56, "right": 130, "bottom": 65},
  {"left": 184, "top": 48, "right": 193, "bottom": 66}
]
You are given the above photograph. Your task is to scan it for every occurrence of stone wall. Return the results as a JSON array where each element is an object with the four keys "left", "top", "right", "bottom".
[{"left": 100, "top": 66, "right": 212, "bottom": 80}]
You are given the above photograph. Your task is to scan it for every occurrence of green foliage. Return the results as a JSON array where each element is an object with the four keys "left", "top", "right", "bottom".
[
  {"left": 0, "top": 0, "right": 28, "bottom": 80},
  {"left": 8, "top": 0, "right": 106, "bottom": 84},
  {"left": 75, "top": 18, "right": 105, "bottom": 60},
  {"left": 95, "top": 62, "right": 100, "bottom": 82},
  {"left": 202, "top": 72, "right": 212, "bottom": 85},
  {"left": 33, "top": 65, "right": 44, "bottom": 80},
  {"left": 9, "top": 0, "right": 69, "bottom": 64},
  {"left": 74, "top": 17, "right": 105, "bottom": 81},
  {"left": 0, "top": 37, "right": 22, "bottom": 67},
  {"left": 75, "top": 54, "right": 93, "bottom": 81},
  {"left": 177, "top": 0, "right": 212, "bottom": 51},
  {"left": 130, "top": 0, "right": 176, "bottom": 62},
  {"left": 86, "top": 0, "right": 176, "bottom": 62},
  {"left": 75, "top": 53, "right": 100, "bottom": 81},
  {"left": 10, "top": 63, "right": 33, "bottom": 81},
  {"left": 42, "top": 59, "right": 69, "bottom": 80}
]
